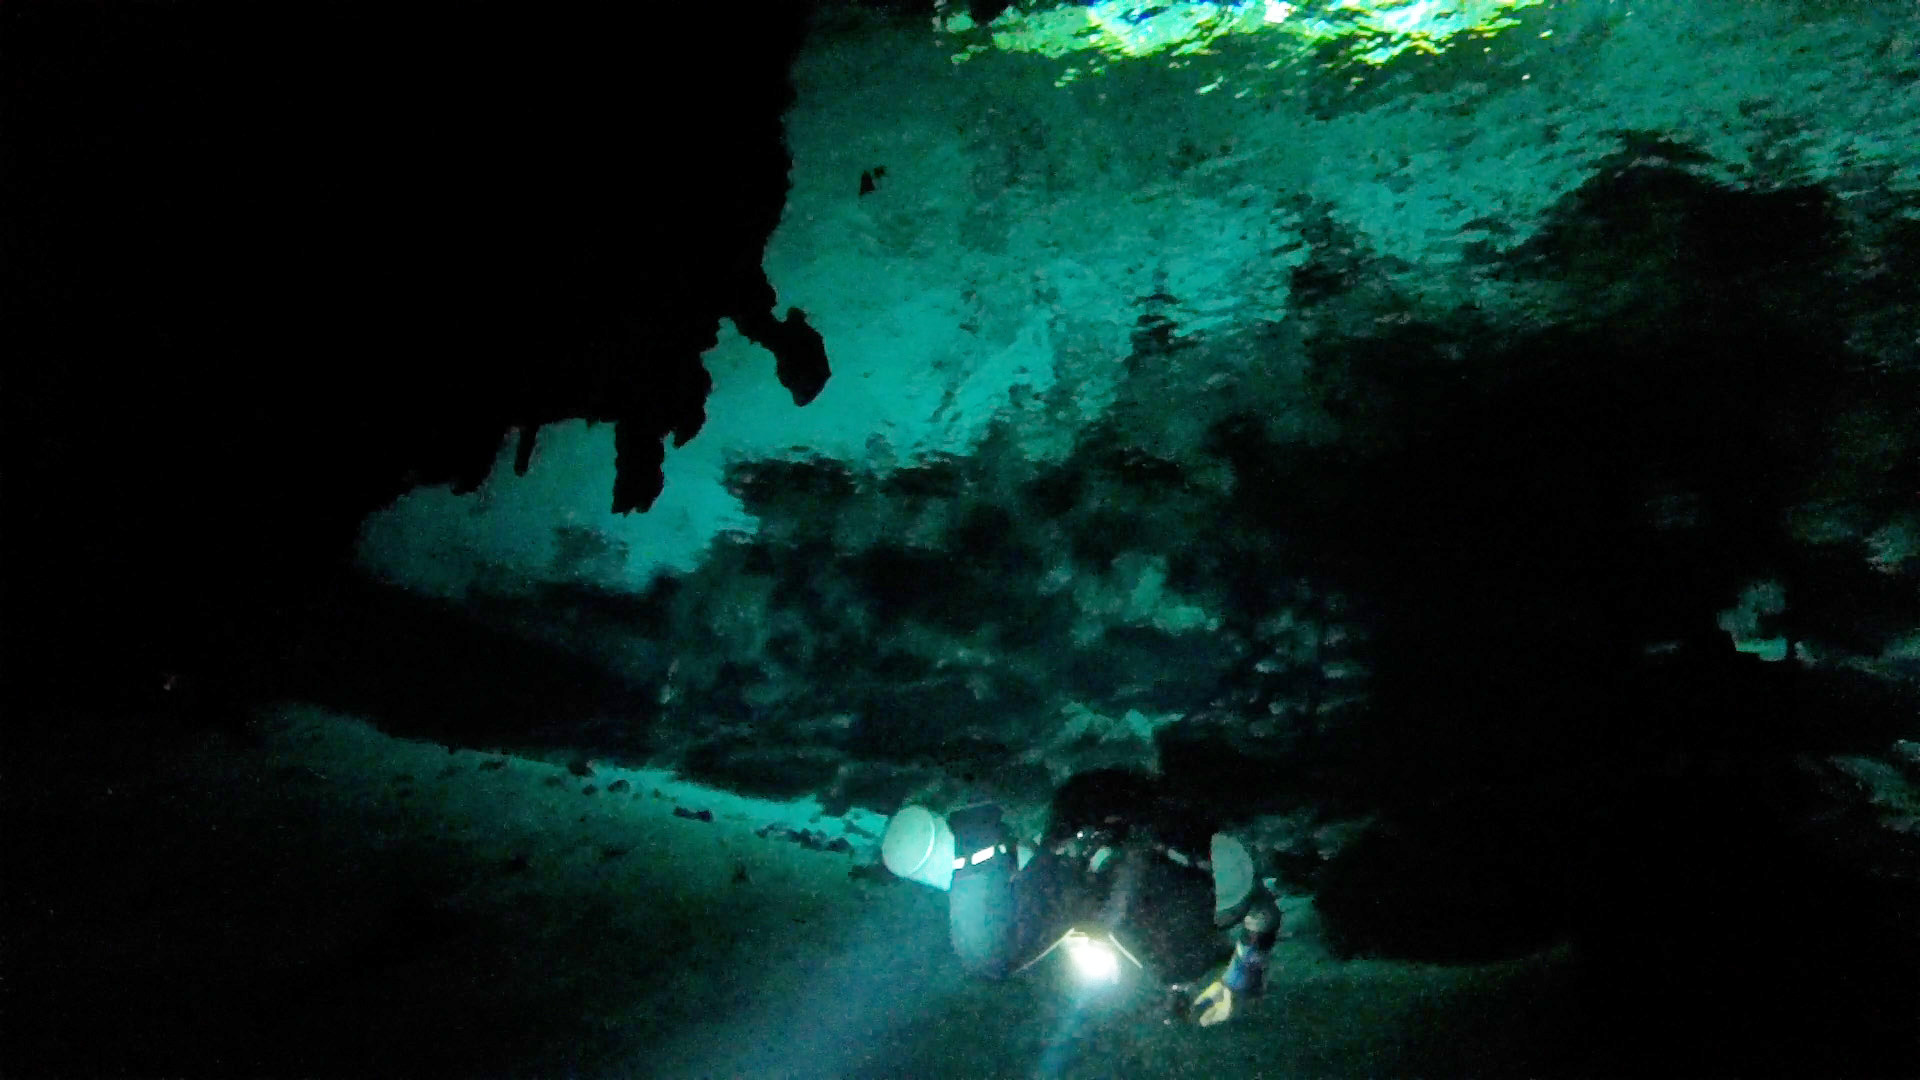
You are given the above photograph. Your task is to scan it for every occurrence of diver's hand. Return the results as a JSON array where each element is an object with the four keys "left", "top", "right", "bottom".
[{"left": 1191, "top": 979, "right": 1233, "bottom": 1027}]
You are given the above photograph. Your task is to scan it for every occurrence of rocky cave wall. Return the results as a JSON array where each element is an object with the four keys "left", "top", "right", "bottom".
[{"left": 349, "top": 2, "right": 1918, "bottom": 825}]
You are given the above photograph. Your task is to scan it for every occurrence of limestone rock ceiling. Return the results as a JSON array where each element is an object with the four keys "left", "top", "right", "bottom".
[
  {"left": 9, "top": 0, "right": 1918, "bottom": 832},
  {"left": 333, "top": 1, "right": 1917, "bottom": 818}
]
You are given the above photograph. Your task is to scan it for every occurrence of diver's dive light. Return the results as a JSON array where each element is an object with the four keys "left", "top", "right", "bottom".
[
  {"left": 1017, "top": 927, "right": 1144, "bottom": 985},
  {"left": 1063, "top": 931, "right": 1121, "bottom": 982}
]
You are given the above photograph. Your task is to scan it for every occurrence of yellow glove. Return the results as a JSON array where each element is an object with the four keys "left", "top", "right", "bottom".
[{"left": 1191, "top": 979, "right": 1234, "bottom": 1027}]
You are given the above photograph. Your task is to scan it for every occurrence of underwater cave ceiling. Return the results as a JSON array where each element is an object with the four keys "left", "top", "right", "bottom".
[
  {"left": 335, "top": 1, "right": 1920, "bottom": 829},
  {"left": 11, "top": 2, "right": 1920, "bottom": 835}
]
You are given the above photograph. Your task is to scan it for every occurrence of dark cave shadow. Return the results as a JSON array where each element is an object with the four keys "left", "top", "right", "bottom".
[
  {"left": 270, "top": 574, "right": 643, "bottom": 747},
  {"left": 1567, "top": 757, "right": 1920, "bottom": 1078}
]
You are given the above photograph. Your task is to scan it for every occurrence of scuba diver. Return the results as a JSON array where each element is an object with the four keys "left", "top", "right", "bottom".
[
  {"left": 882, "top": 768, "right": 1281, "bottom": 1026},
  {"left": 1183, "top": 899, "right": 1281, "bottom": 1026}
]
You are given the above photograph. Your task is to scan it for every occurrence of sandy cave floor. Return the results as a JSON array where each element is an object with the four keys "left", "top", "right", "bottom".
[{"left": 7, "top": 705, "right": 1639, "bottom": 1079}]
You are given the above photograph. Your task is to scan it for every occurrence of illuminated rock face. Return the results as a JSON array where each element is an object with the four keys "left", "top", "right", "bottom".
[{"left": 333, "top": 1, "right": 1919, "bottom": 817}]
